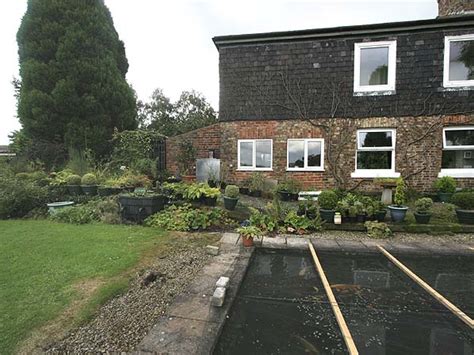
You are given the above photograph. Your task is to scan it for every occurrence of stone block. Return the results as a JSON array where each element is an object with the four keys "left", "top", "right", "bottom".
[
  {"left": 216, "top": 276, "right": 230, "bottom": 288},
  {"left": 211, "top": 287, "right": 226, "bottom": 307},
  {"left": 262, "top": 236, "right": 287, "bottom": 249},
  {"left": 206, "top": 245, "right": 219, "bottom": 256}
]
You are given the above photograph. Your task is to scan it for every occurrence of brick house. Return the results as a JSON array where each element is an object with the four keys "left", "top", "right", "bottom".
[{"left": 166, "top": 0, "right": 474, "bottom": 192}]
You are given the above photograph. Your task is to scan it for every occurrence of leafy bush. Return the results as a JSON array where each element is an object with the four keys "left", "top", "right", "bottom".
[
  {"left": 364, "top": 221, "right": 392, "bottom": 239},
  {"left": 249, "top": 207, "right": 278, "bottom": 233},
  {"left": 434, "top": 176, "right": 457, "bottom": 194},
  {"left": 394, "top": 177, "right": 407, "bottom": 206},
  {"left": 51, "top": 197, "right": 121, "bottom": 225},
  {"left": 415, "top": 197, "right": 433, "bottom": 214},
  {"left": 318, "top": 190, "right": 338, "bottom": 210},
  {"left": 176, "top": 141, "right": 196, "bottom": 175},
  {"left": 450, "top": 192, "right": 474, "bottom": 210},
  {"left": 276, "top": 178, "right": 302, "bottom": 194},
  {"left": 115, "top": 172, "right": 152, "bottom": 188},
  {"left": 144, "top": 204, "right": 234, "bottom": 231},
  {"left": 49, "top": 169, "right": 74, "bottom": 186},
  {"left": 81, "top": 173, "right": 97, "bottom": 185},
  {"left": 284, "top": 210, "right": 317, "bottom": 234},
  {"left": 66, "top": 174, "right": 82, "bottom": 185},
  {"left": 224, "top": 185, "right": 239, "bottom": 198},
  {"left": 0, "top": 177, "right": 48, "bottom": 218}
]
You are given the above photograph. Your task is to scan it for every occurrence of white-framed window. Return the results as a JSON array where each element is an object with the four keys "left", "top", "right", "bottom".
[
  {"left": 439, "top": 126, "right": 474, "bottom": 178},
  {"left": 237, "top": 139, "right": 272, "bottom": 171},
  {"left": 443, "top": 34, "right": 474, "bottom": 88},
  {"left": 354, "top": 41, "right": 397, "bottom": 93},
  {"left": 351, "top": 128, "right": 400, "bottom": 178},
  {"left": 287, "top": 139, "right": 324, "bottom": 171}
]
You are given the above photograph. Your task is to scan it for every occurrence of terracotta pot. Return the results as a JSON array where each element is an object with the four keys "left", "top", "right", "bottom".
[
  {"left": 241, "top": 236, "right": 254, "bottom": 247},
  {"left": 181, "top": 175, "right": 196, "bottom": 183}
]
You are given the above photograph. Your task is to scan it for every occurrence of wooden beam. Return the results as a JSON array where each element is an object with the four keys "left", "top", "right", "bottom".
[
  {"left": 377, "top": 245, "right": 474, "bottom": 329},
  {"left": 307, "top": 242, "right": 359, "bottom": 355}
]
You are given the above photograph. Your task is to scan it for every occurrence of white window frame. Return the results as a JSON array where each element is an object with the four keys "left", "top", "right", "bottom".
[
  {"left": 286, "top": 138, "right": 325, "bottom": 172},
  {"left": 351, "top": 128, "right": 400, "bottom": 178},
  {"left": 237, "top": 139, "right": 273, "bottom": 171},
  {"left": 439, "top": 126, "right": 474, "bottom": 178},
  {"left": 443, "top": 34, "right": 474, "bottom": 88},
  {"left": 354, "top": 41, "right": 397, "bottom": 93}
]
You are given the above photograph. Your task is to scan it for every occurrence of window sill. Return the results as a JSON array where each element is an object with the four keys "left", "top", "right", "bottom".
[
  {"left": 351, "top": 171, "right": 400, "bottom": 179},
  {"left": 353, "top": 89, "right": 395, "bottom": 97},
  {"left": 438, "top": 169, "right": 474, "bottom": 178},
  {"left": 236, "top": 168, "right": 273, "bottom": 172},
  {"left": 286, "top": 168, "right": 324, "bottom": 172}
]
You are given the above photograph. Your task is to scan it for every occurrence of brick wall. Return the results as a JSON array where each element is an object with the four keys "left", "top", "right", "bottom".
[
  {"left": 219, "top": 115, "right": 474, "bottom": 192},
  {"left": 438, "top": 0, "right": 474, "bottom": 16},
  {"left": 165, "top": 123, "right": 221, "bottom": 175}
]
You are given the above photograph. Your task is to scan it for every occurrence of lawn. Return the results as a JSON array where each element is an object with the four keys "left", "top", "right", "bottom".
[{"left": 0, "top": 220, "right": 173, "bottom": 354}]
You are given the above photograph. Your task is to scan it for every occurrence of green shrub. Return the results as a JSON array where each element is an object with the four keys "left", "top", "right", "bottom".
[
  {"left": 250, "top": 172, "right": 265, "bottom": 192},
  {"left": 415, "top": 197, "right": 433, "bottom": 214},
  {"left": 115, "top": 172, "right": 152, "bottom": 188},
  {"left": 144, "top": 204, "right": 234, "bottom": 231},
  {"left": 66, "top": 174, "right": 82, "bottom": 185},
  {"left": 81, "top": 173, "right": 97, "bottom": 185},
  {"left": 236, "top": 225, "right": 262, "bottom": 239},
  {"left": 224, "top": 185, "right": 239, "bottom": 198},
  {"left": 364, "top": 221, "right": 392, "bottom": 239},
  {"left": 450, "top": 192, "right": 474, "bottom": 210},
  {"left": 249, "top": 207, "right": 278, "bottom": 233},
  {"left": 50, "top": 197, "right": 120, "bottom": 225},
  {"left": 0, "top": 177, "right": 48, "bottom": 218},
  {"left": 276, "top": 178, "right": 302, "bottom": 194},
  {"left": 284, "top": 210, "right": 319, "bottom": 233},
  {"left": 51, "top": 205, "right": 98, "bottom": 224},
  {"left": 434, "top": 176, "right": 457, "bottom": 193},
  {"left": 49, "top": 169, "right": 74, "bottom": 186},
  {"left": 394, "top": 177, "right": 407, "bottom": 206},
  {"left": 318, "top": 190, "right": 338, "bottom": 210},
  {"left": 203, "top": 186, "right": 221, "bottom": 199}
]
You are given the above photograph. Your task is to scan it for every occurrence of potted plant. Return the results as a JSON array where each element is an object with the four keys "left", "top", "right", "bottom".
[
  {"left": 373, "top": 201, "right": 387, "bottom": 222},
  {"left": 318, "top": 190, "right": 338, "bottom": 223},
  {"left": 207, "top": 167, "right": 219, "bottom": 188},
  {"left": 276, "top": 180, "right": 291, "bottom": 201},
  {"left": 177, "top": 141, "right": 196, "bottom": 182},
  {"left": 81, "top": 173, "right": 98, "bottom": 195},
  {"left": 66, "top": 174, "right": 83, "bottom": 195},
  {"left": 239, "top": 178, "right": 251, "bottom": 195},
  {"left": 98, "top": 178, "right": 123, "bottom": 196},
  {"left": 414, "top": 197, "right": 433, "bottom": 224},
  {"left": 348, "top": 205, "right": 357, "bottom": 223},
  {"left": 450, "top": 192, "right": 474, "bottom": 224},
  {"left": 434, "top": 176, "right": 457, "bottom": 203},
  {"left": 236, "top": 225, "right": 261, "bottom": 247},
  {"left": 388, "top": 177, "right": 409, "bottom": 222},
  {"left": 203, "top": 186, "right": 221, "bottom": 206},
  {"left": 223, "top": 185, "right": 239, "bottom": 210},
  {"left": 354, "top": 201, "right": 366, "bottom": 223},
  {"left": 119, "top": 190, "right": 168, "bottom": 222},
  {"left": 249, "top": 172, "right": 264, "bottom": 197}
]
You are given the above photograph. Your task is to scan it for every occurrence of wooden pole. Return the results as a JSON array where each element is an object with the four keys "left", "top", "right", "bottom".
[
  {"left": 307, "top": 242, "right": 359, "bottom": 355},
  {"left": 377, "top": 245, "right": 474, "bottom": 329}
]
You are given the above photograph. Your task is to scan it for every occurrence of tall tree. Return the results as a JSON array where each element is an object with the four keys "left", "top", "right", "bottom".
[
  {"left": 17, "top": 0, "right": 137, "bottom": 164},
  {"left": 140, "top": 89, "right": 217, "bottom": 136}
]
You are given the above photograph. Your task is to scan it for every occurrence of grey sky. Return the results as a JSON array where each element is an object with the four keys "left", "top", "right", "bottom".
[{"left": 0, "top": 0, "right": 437, "bottom": 145}]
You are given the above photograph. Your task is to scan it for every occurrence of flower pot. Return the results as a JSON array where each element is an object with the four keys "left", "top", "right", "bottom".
[
  {"left": 241, "top": 236, "right": 254, "bottom": 247},
  {"left": 349, "top": 216, "right": 357, "bottom": 223},
  {"left": 388, "top": 205, "right": 409, "bottom": 222},
  {"left": 223, "top": 196, "right": 238, "bottom": 210},
  {"left": 438, "top": 192, "right": 453, "bottom": 203},
  {"left": 47, "top": 201, "right": 74, "bottom": 215},
  {"left": 98, "top": 186, "right": 122, "bottom": 197},
  {"left": 119, "top": 194, "right": 167, "bottom": 222},
  {"left": 67, "top": 185, "right": 83, "bottom": 195},
  {"left": 204, "top": 196, "right": 217, "bottom": 206},
  {"left": 182, "top": 175, "right": 196, "bottom": 183},
  {"left": 240, "top": 187, "right": 250, "bottom": 195},
  {"left": 81, "top": 185, "right": 98, "bottom": 196},
  {"left": 414, "top": 212, "right": 432, "bottom": 224},
  {"left": 320, "top": 209, "right": 335, "bottom": 223},
  {"left": 278, "top": 190, "right": 291, "bottom": 201},
  {"left": 250, "top": 190, "right": 262, "bottom": 198},
  {"left": 374, "top": 210, "right": 387, "bottom": 222},
  {"left": 356, "top": 214, "right": 366, "bottom": 223},
  {"left": 290, "top": 193, "right": 299, "bottom": 201},
  {"left": 455, "top": 209, "right": 474, "bottom": 224}
]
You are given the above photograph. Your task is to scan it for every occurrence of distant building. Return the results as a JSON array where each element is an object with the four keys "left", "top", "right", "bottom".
[{"left": 0, "top": 145, "right": 16, "bottom": 157}]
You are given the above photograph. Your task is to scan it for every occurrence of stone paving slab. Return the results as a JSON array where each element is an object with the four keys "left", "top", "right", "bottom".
[
  {"left": 262, "top": 236, "right": 287, "bottom": 249},
  {"left": 335, "top": 239, "right": 368, "bottom": 252},
  {"left": 220, "top": 232, "right": 240, "bottom": 245},
  {"left": 310, "top": 238, "right": 339, "bottom": 251},
  {"left": 286, "top": 237, "right": 308, "bottom": 249}
]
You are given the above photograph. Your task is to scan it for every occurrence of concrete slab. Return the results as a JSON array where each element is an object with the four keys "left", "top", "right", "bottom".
[
  {"left": 311, "top": 238, "right": 340, "bottom": 251},
  {"left": 286, "top": 237, "right": 309, "bottom": 250},
  {"left": 335, "top": 240, "right": 368, "bottom": 252},
  {"left": 220, "top": 232, "right": 240, "bottom": 245},
  {"left": 360, "top": 240, "right": 392, "bottom": 252},
  {"left": 389, "top": 242, "right": 428, "bottom": 255},
  {"left": 262, "top": 236, "right": 287, "bottom": 249},
  {"left": 169, "top": 292, "right": 216, "bottom": 321}
]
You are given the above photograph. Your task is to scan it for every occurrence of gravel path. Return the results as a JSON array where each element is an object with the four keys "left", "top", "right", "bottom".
[{"left": 46, "top": 246, "right": 213, "bottom": 353}]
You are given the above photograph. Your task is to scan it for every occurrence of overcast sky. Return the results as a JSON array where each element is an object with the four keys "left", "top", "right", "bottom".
[{"left": 0, "top": 0, "right": 438, "bottom": 145}]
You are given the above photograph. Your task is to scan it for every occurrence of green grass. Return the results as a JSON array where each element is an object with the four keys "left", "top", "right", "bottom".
[{"left": 0, "top": 220, "right": 172, "bottom": 354}]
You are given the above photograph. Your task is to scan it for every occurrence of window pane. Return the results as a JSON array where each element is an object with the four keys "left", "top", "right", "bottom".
[
  {"left": 359, "top": 131, "right": 393, "bottom": 148},
  {"left": 256, "top": 140, "right": 271, "bottom": 168},
  {"left": 442, "top": 150, "right": 474, "bottom": 169},
  {"left": 357, "top": 151, "right": 392, "bottom": 169},
  {"left": 449, "top": 40, "right": 474, "bottom": 81},
  {"left": 307, "top": 141, "right": 322, "bottom": 167},
  {"left": 360, "top": 47, "right": 389, "bottom": 86},
  {"left": 239, "top": 142, "right": 253, "bottom": 167},
  {"left": 288, "top": 140, "right": 304, "bottom": 168},
  {"left": 445, "top": 129, "right": 474, "bottom": 147}
]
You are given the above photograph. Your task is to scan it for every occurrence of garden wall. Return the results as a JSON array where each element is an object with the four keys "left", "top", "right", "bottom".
[{"left": 165, "top": 123, "right": 221, "bottom": 175}]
